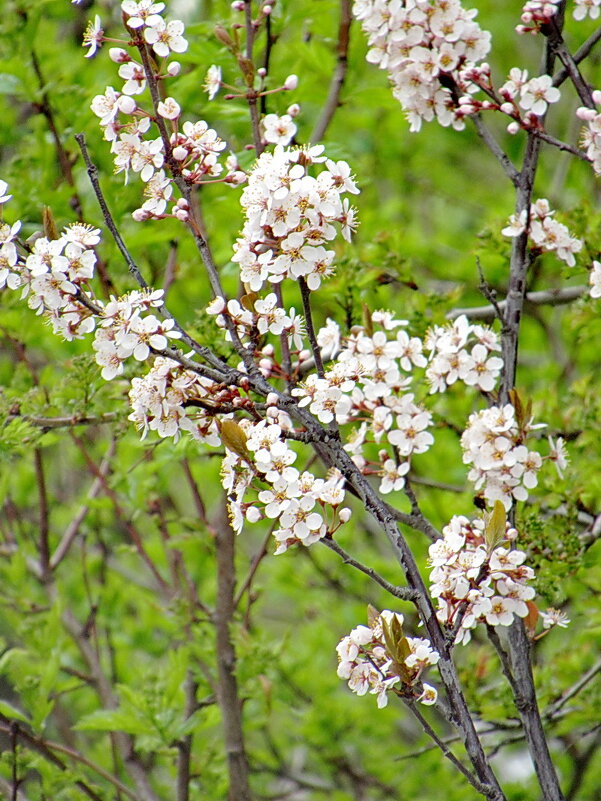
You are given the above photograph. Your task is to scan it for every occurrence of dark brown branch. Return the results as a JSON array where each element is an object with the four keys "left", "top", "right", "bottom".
[
  {"left": 310, "top": 0, "right": 352, "bottom": 143},
  {"left": 553, "top": 24, "right": 601, "bottom": 87},
  {"left": 31, "top": 48, "right": 82, "bottom": 218},
  {"left": 214, "top": 506, "right": 252, "bottom": 801},
  {"left": 298, "top": 277, "right": 325, "bottom": 378},
  {"left": 34, "top": 448, "right": 50, "bottom": 581}
]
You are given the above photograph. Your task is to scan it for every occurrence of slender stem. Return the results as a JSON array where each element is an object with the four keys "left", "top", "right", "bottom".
[
  {"left": 547, "top": 18, "right": 595, "bottom": 107},
  {"left": 298, "top": 277, "right": 325, "bottom": 378},
  {"left": 553, "top": 24, "right": 601, "bottom": 87},
  {"left": 310, "top": 0, "right": 352, "bottom": 143},
  {"left": 244, "top": 1, "right": 263, "bottom": 154},
  {"left": 546, "top": 657, "right": 601, "bottom": 721},
  {"left": 447, "top": 285, "right": 586, "bottom": 321},
  {"left": 471, "top": 114, "right": 520, "bottom": 186},
  {"left": 320, "top": 538, "right": 419, "bottom": 601},
  {"left": 406, "top": 701, "right": 489, "bottom": 796},
  {"left": 31, "top": 48, "right": 83, "bottom": 219},
  {"left": 50, "top": 439, "right": 115, "bottom": 570}
]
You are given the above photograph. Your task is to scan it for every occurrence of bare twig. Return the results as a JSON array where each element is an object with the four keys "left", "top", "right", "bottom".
[
  {"left": 447, "top": 285, "right": 586, "bottom": 321},
  {"left": 50, "top": 438, "right": 115, "bottom": 570},
  {"left": 320, "top": 537, "right": 419, "bottom": 601},
  {"left": 471, "top": 115, "right": 520, "bottom": 186},
  {"left": 310, "top": 0, "right": 353, "bottom": 143}
]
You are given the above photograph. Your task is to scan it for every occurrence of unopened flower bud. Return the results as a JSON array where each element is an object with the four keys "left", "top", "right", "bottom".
[
  {"left": 167, "top": 61, "right": 181, "bottom": 77},
  {"left": 287, "top": 103, "right": 300, "bottom": 117},
  {"left": 176, "top": 198, "right": 189, "bottom": 209},
  {"left": 214, "top": 24, "right": 234, "bottom": 47},
  {"left": 338, "top": 507, "right": 352, "bottom": 523},
  {"left": 231, "top": 0, "right": 245, "bottom": 9},
  {"left": 500, "top": 102, "right": 514, "bottom": 115},
  {"left": 109, "top": 47, "right": 130, "bottom": 63},
  {"left": 507, "top": 121, "right": 520, "bottom": 135},
  {"left": 592, "top": 89, "right": 601, "bottom": 105},
  {"left": 117, "top": 94, "right": 137, "bottom": 114},
  {"left": 266, "top": 392, "right": 279, "bottom": 406},
  {"left": 132, "top": 209, "right": 151, "bottom": 221},
  {"left": 172, "top": 145, "right": 188, "bottom": 160},
  {"left": 257, "top": 67, "right": 267, "bottom": 78},
  {"left": 284, "top": 74, "right": 298, "bottom": 91},
  {"left": 262, "top": 343, "right": 275, "bottom": 356},
  {"left": 299, "top": 349, "right": 311, "bottom": 361},
  {"left": 246, "top": 506, "right": 261, "bottom": 523},
  {"left": 174, "top": 208, "right": 189, "bottom": 221},
  {"left": 266, "top": 406, "right": 278, "bottom": 418},
  {"left": 262, "top": 4, "right": 273, "bottom": 14}
]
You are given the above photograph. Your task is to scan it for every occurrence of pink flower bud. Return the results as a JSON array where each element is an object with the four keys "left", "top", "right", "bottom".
[
  {"left": 132, "top": 209, "right": 151, "bottom": 221},
  {"left": 109, "top": 48, "right": 130, "bottom": 63},
  {"left": 263, "top": 4, "right": 273, "bottom": 14},
  {"left": 167, "top": 61, "right": 181, "bottom": 77},
  {"left": 257, "top": 67, "right": 267, "bottom": 78},
  {"left": 284, "top": 74, "right": 298, "bottom": 91},
  {"left": 231, "top": 0, "right": 245, "bottom": 9},
  {"left": 507, "top": 121, "right": 520, "bottom": 135},
  {"left": 174, "top": 208, "right": 189, "bottom": 221},
  {"left": 176, "top": 198, "right": 189, "bottom": 209}
]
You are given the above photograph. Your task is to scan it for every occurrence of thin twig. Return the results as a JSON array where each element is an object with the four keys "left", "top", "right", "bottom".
[
  {"left": 320, "top": 537, "right": 420, "bottom": 602},
  {"left": 406, "top": 701, "right": 490, "bottom": 796},
  {"left": 298, "top": 277, "right": 325, "bottom": 378},
  {"left": 51, "top": 439, "right": 116, "bottom": 570},
  {"left": 447, "top": 285, "right": 586, "bottom": 321},
  {"left": 310, "top": 0, "right": 352, "bottom": 143},
  {"left": 471, "top": 114, "right": 520, "bottom": 186}
]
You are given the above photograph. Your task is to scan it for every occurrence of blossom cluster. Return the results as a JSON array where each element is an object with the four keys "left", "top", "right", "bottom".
[
  {"left": 461, "top": 403, "right": 546, "bottom": 510},
  {"left": 232, "top": 144, "right": 359, "bottom": 293},
  {"left": 128, "top": 354, "right": 222, "bottom": 441},
  {"left": 0, "top": 187, "right": 184, "bottom": 383},
  {"left": 517, "top": 0, "right": 601, "bottom": 30},
  {"left": 0, "top": 217, "right": 99, "bottom": 341},
  {"left": 516, "top": 0, "right": 561, "bottom": 34},
  {"left": 577, "top": 91, "right": 601, "bottom": 177},
  {"left": 292, "top": 311, "right": 435, "bottom": 495},
  {"left": 353, "top": 0, "right": 492, "bottom": 132},
  {"left": 219, "top": 417, "right": 351, "bottom": 553},
  {"left": 88, "top": 1, "right": 233, "bottom": 222},
  {"left": 429, "top": 512, "right": 535, "bottom": 644},
  {"left": 425, "top": 314, "right": 503, "bottom": 394},
  {"left": 336, "top": 609, "right": 439, "bottom": 708},
  {"left": 502, "top": 198, "right": 583, "bottom": 267},
  {"left": 498, "top": 67, "right": 560, "bottom": 120}
]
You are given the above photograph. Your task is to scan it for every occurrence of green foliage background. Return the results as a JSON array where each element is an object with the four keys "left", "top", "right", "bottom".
[{"left": 0, "top": 1, "right": 600, "bottom": 799}]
